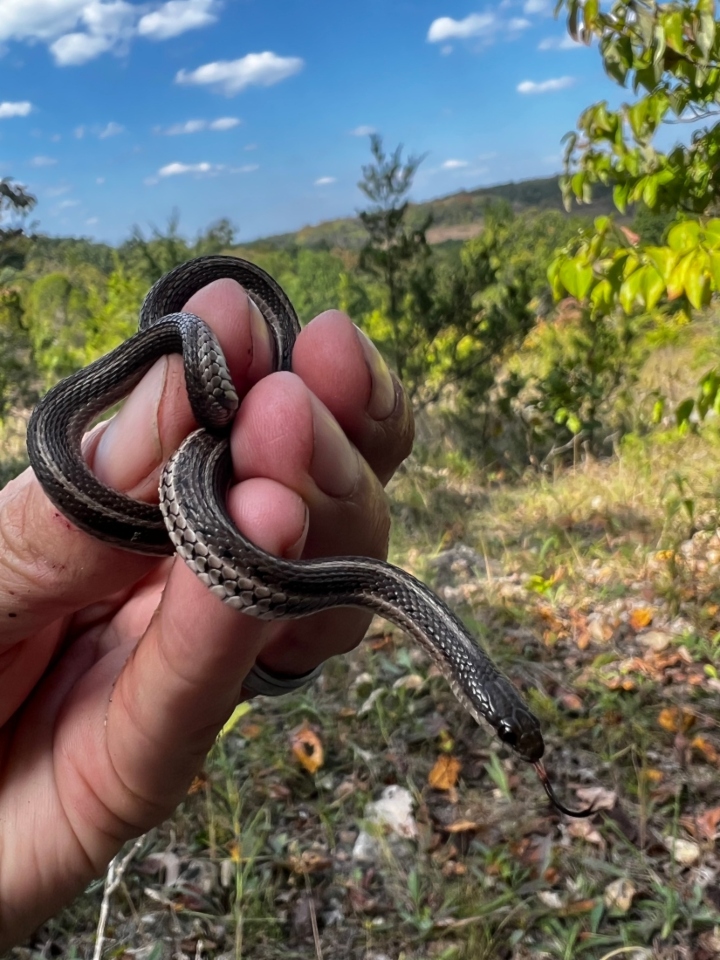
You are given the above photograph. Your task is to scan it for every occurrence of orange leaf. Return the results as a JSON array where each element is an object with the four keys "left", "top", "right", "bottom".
[
  {"left": 692, "top": 735, "right": 720, "bottom": 764},
  {"left": 428, "top": 754, "right": 462, "bottom": 791},
  {"left": 291, "top": 723, "right": 324, "bottom": 774},
  {"left": 658, "top": 706, "right": 695, "bottom": 733},
  {"left": 630, "top": 607, "right": 654, "bottom": 631},
  {"left": 697, "top": 806, "right": 720, "bottom": 839},
  {"left": 446, "top": 819, "right": 481, "bottom": 833}
]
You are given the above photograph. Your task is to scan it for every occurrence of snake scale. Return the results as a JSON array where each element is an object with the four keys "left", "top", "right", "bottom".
[{"left": 26, "top": 254, "right": 592, "bottom": 817}]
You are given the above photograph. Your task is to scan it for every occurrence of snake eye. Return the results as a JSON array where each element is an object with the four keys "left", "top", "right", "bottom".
[{"left": 497, "top": 719, "right": 518, "bottom": 748}]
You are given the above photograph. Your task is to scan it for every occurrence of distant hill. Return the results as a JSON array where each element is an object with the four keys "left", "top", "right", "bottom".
[{"left": 249, "top": 176, "right": 615, "bottom": 251}]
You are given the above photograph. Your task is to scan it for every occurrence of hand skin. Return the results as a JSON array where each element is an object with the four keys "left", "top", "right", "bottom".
[{"left": 0, "top": 278, "right": 414, "bottom": 949}]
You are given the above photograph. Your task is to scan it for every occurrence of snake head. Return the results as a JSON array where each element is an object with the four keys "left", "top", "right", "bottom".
[{"left": 497, "top": 715, "right": 545, "bottom": 763}]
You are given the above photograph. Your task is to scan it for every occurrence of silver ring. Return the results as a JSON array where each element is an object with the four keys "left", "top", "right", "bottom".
[{"left": 243, "top": 661, "right": 323, "bottom": 697}]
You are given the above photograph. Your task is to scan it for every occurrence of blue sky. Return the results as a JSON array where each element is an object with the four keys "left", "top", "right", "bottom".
[{"left": 0, "top": 0, "right": 622, "bottom": 245}]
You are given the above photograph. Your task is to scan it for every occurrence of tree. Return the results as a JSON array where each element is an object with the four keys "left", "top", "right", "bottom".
[
  {"left": 551, "top": 0, "right": 720, "bottom": 319},
  {"left": 357, "top": 134, "right": 434, "bottom": 388},
  {"left": 0, "top": 177, "right": 36, "bottom": 271}
]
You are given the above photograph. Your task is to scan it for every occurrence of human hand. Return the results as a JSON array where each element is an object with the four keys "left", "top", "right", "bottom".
[{"left": 0, "top": 277, "right": 413, "bottom": 947}]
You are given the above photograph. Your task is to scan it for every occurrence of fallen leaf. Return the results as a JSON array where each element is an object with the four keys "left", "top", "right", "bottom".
[
  {"left": 692, "top": 736, "right": 720, "bottom": 764},
  {"left": 666, "top": 837, "right": 701, "bottom": 865},
  {"left": 567, "top": 819, "right": 604, "bottom": 845},
  {"left": 658, "top": 706, "right": 695, "bottom": 733},
  {"left": 638, "top": 629, "right": 671, "bottom": 652},
  {"left": 604, "top": 878, "right": 636, "bottom": 912},
  {"left": 366, "top": 784, "right": 418, "bottom": 838},
  {"left": 630, "top": 607, "right": 654, "bottom": 631},
  {"left": 287, "top": 851, "right": 333, "bottom": 874},
  {"left": 291, "top": 723, "right": 324, "bottom": 774},
  {"left": 538, "top": 890, "right": 563, "bottom": 909},
  {"left": 445, "top": 819, "right": 482, "bottom": 833},
  {"left": 428, "top": 755, "right": 462, "bottom": 791},
  {"left": 392, "top": 674, "right": 425, "bottom": 692}
]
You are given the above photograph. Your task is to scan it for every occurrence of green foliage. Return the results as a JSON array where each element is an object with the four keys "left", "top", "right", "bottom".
[{"left": 554, "top": 0, "right": 720, "bottom": 311}]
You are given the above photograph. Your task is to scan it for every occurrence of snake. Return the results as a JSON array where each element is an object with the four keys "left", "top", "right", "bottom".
[{"left": 26, "top": 254, "right": 592, "bottom": 818}]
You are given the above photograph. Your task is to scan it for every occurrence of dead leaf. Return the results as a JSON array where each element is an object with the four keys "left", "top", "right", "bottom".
[
  {"left": 666, "top": 837, "right": 701, "bottom": 865},
  {"left": 291, "top": 723, "right": 324, "bottom": 774},
  {"left": 629, "top": 607, "right": 654, "bottom": 632},
  {"left": 604, "top": 878, "right": 636, "bottom": 912},
  {"left": 681, "top": 805, "right": 720, "bottom": 840},
  {"left": 658, "top": 706, "right": 695, "bottom": 733},
  {"left": 445, "top": 819, "right": 482, "bottom": 833},
  {"left": 287, "top": 851, "right": 333, "bottom": 874},
  {"left": 638, "top": 629, "right": 672, "bottom": 652},
  {"left": 428, "top": 755, "right": 462, "bottom": 791},
  {"left": 692, "top": 735, "right": 720, "bottom": 764}
]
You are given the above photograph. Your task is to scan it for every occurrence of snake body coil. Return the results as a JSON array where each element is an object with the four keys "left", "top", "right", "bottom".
[{"left": 27, "top": 255, "right": 593, "bottom": 814}]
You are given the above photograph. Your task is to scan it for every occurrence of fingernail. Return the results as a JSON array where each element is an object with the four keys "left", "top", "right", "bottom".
[
  {"left": 91, "top": 357, "right": 168, "bottom": 490},
  {"left": 311, "top": 397, "right": 361, "bottom": 498},
  {"left": 354, "top": 325, "right": 396, "bottom": 421},
  {"left": 247, "top": 294, "right": 274, "bottom": 368}
]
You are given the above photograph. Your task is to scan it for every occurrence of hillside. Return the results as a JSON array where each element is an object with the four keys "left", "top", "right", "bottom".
[{"left": 250, "top": 175, "right": 615, "bottom": 251}]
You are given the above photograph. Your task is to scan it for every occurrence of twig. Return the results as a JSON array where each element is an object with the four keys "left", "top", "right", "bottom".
[
  {"left": 303, "top": 869, "right": 324, "bottom": 960},
  {"left": 92, "top": 834, "right": 146, "bottom": 960}
]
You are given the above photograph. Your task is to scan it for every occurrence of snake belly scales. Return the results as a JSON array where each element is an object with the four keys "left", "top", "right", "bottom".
[{"left": 26, "top": 254, "right": 589, "bottom": 816}]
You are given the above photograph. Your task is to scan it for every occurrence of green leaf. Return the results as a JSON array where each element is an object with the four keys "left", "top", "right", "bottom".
[
  {"left": 642, "top": 265, "right": 666, "bottom": 309},
  {"left": 613, "top": 182, "right": 630, "bottom": 213},
  {"left": 684, "top": 250, "right": 711, "bottom": 309},
  {"left": 662, "top": 9, "right": 685, "bottom": 52},
  {"left": 667, "top": 220, "right": 701, "bottom": 252},
  {"left": 619, "top": 265, "right": 644, "bottom": 312},
  {"left": 697, "top": 10, "right": 716, "bottom": 59},
  {"left": 644, "top": 246, "right": 677, "bottom": 280},
  {"left": 558, "top": 257, "right": 594, "bottom": 299}
]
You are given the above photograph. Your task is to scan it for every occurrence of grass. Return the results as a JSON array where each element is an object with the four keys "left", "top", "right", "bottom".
[
  {"left": 9, "top": 310, "right": 720, "bottom": 958},
  {"left": 12, "top": 417, "right": 720, "bottom": 960}
]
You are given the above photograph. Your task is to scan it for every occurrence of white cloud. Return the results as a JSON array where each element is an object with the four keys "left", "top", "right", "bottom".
[
  {"left": 517, "top": 76, "right": 575, "bottom": 93},
  {"left": 209, "top": 116, "right": 240, "bottom": 130},
  {"left": 524, "top": 0, "right": 551, "bottom": 12},
  {"left": 30, "top": 155, "right": 58, "bottom": 167},
  {"left": 159, "top": 161, "right": 213, "bottom": 177},
  {"left": 427, "top": 13, "right": 495, "bottom": 42},
  {"left": 508, "top": 17, "right": 531, "bottom": 30},
  {"left": 137, "top": 0, "right": 219, "bottom": 40},
  {"left": 441, "top": 44, "right": 453, "bottom": 54},
  {"left": 0, "top": 0, "right": 220, "bottom": 66},
  {"left": 161, "top": 116, "right": 241, "bottom": 134},
  {"left": 538, "top": 34, "right": 582, "bottom": 50},
  {"left": 442, "top": 159, "right": 469, "bottom": 169},
  {"left": 164, "top": 119, "right": 206, "bottom": 135},
  {"left": 176, "top": 51, "right": 304, "bottom": 95},
  {"left": 75, "top": 125, "right": 85, "bottom": 138},
  {"left": 98, "top": 120, "right": 124, "bottom": 138},
  {"left": 350, "top": 125, "right": 376, "bottom": 137},
  {"left": 315, "top": 176, "right": 336, "bottom": 185},
  {"left": 155, "top": 160, "right": 257, "bottom": 179},
  {"left": 0, "top": 101, "right": 33, "bottom": 118},
  {"left": 51, "top": 30, "right": 114, "bottom": 65},
  {"left": 58, "top": 198, "right": 79, "bottom": 208}
]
